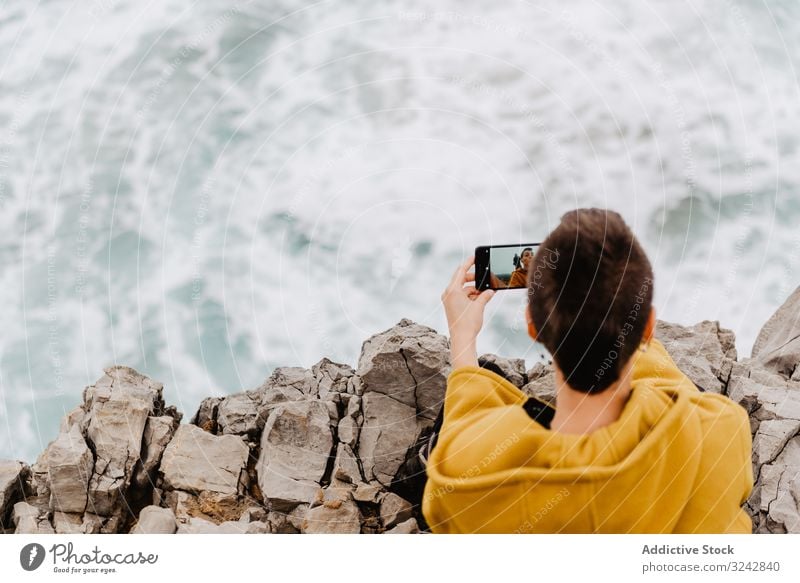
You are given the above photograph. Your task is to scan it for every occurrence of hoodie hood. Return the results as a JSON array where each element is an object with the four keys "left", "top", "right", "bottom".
[{"left": 422, "top": 340, "right": 753, "bottom": 533}]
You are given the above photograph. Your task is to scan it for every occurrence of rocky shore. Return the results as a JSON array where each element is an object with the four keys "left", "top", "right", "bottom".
[{"left": 2, "top": 288, "right": 800, "bottom": 534}]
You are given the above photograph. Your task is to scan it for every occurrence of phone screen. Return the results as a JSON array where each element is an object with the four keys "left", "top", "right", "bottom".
[{"left": 475, "top": 243, "right": 541, "bottom": 290}]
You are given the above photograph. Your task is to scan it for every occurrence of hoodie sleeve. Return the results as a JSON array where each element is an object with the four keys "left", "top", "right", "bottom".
[
  {"left": 631, "top": 337, "right": 699, "bottom": 391},
  {"left": 442, "top": 365, "right": 528, "bottom": 423}
]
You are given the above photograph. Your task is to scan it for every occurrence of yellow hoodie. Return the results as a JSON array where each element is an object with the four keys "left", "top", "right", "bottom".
[{"left": 422, "top": 338, "right": 754, "bottom": 533}]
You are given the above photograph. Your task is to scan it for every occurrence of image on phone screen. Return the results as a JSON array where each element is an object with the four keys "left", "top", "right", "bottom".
[{"left": 475, "top": 243, "right": 541, "bottom": 290}]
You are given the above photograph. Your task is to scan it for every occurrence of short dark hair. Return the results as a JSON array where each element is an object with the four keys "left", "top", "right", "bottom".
[{"left": 527, "top": 208, "right": 654, "bottom": 394}]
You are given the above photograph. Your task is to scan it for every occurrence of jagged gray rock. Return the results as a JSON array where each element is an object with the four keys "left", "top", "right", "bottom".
[
  {"left": 312, "top": 358, "right": 355, "bottom": 399},
  {"left": 655, "top": 320, "right": 737, "bottom": 393},
  {"left": 256, "top": 400, "right": 333, "bottom": 510},
  {"left": 130, "top": 505, "right": 177, "bottom": 534},
  {"left": 522, "top": 362, "right": 557, "bottom": 405},
  {"left": 727, "top": 360, "right": 800, "bottom": 533},
  {"left": 380, "top": 492, "right": 414, "bottom": 529},
  {"left": 333, "top": 443, "right": 364, "bottom": 484},
  {"left": 2, "top": 290, "right": 800, "bottom": 535},
  {"left": 358, "top": 392, "right": 418, "bottom": 486},
  {"left": 353, "top": 482, "right": 382, "bottom": 503},
  {"left": 302, "top": 485, "right": 362, "bottom": 534},
  {"left": 337, "top": 395, "right": 362, "bottom": 448},
  {"left": 266, "top": 504, "right": 308, "bottom": 533},
  {"left": 160, "top": 424, "right": 249, "bottom": 496},
  {"left": 177, "top": 516, "right": 268, "bottom": 534},
  {"left": 751, "top": 286, "right": 800, "bottom": 380},
  {"left": 79, "top": 366, "right": 182, "bottom": 525},
  {"left": 263, "top": 367, "right": 317, "bottom": 397},
  {"left": 191, "top": 396, "right": 222, "bottom": 433},
  {"left": 46, "top": 425, "right": 93, "bottom": 514},
  {"left": 52, "top": 510, "right": 103, "bottom": 534},
  {"left": 0, "top": 460, "right": 29, "bottom": 529},
  {"left": 357, "top": 318, "right": 450, "bottom": 420},
  {"left": 478, "top": 354, "right": 528, "bottom": 388},
  {"left": 216, "top": 393, "right": 260, "bottom": 437},
  {"left": 59, "top": 406, "right": 85, "bottom": 433},
  {"left": 385, "top": 517, "right": 420, "bottom": 534},
  {"left": 12, "top": 501, "right": 54, "bottom": 534},
  {"left": 133, "top": 416, "right": 178, "bottom": 489}
]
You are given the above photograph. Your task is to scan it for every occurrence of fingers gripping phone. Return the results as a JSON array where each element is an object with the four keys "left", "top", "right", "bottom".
[{"left": 475, "top": 243, "right": 541, "bottom": 291}]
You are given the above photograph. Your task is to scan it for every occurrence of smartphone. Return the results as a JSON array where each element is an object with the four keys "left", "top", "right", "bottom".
[{"left": 475, "top": 243, "right": 541, "bottom": 291}]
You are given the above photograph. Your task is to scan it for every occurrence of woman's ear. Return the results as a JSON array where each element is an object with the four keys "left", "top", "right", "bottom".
[
  {"left": 526, "top": 309, "right": 538, "bottom": 341},
  {"left": 643, "top": 307, "right": 656, "bottom": 344}
]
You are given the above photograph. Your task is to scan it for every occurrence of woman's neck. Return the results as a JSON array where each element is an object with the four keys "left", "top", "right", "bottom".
[{"left": 549, "top": 361, "right": 634, "bottom": 435}]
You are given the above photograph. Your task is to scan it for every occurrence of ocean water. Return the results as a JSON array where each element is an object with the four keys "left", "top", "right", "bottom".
[{"left": 1, "top": 0, "right": 799, "bottom": 464}]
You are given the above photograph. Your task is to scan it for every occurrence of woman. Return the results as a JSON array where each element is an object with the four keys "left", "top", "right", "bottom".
[
  {"left": 420, "top": 209, "right": 753, "bottom": 534},
  {"left": 506, "top": 247, "right": 533, "bottom": 288}
]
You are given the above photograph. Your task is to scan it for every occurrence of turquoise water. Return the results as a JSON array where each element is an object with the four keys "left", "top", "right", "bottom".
[{"left": 1, "top": 0, "right": 799, "bottom": 463}]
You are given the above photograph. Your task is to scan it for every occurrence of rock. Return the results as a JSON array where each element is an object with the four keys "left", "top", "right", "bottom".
[
  {"left": 385, "top": 517, "right": 420, "bottom": 534},
  {"left": 50, "top": 510, "right": 104, "bottom": 534},
  {"left": 357, "top": 318, "right": 450, "bottom": 420},
  {"left": 133, "top": 415, "right": 178, "bottom": 489},
  {"left": 130, "top": 505, "right": 177, "bottom": 534},
  {"left": 751, "top": 286, "right": 800, "bottom": 380},
  {"left": 29, "top": 450, "right": 51, "bottom": 498},
  {"left": 266, "top": 504, "right": 308, "bottom": 533},
  {"left": 358, "top": 392, "right": 418, "bottom": 486},
  {"left": 756, "top": 449, "right": 800, "bottom": 533},
  {"left": 478, "top": 353, "right": 527, "bottom": 388},
  {"left": 98, "top": 515, "right": 122, "bottom": 534},
  {"left": 13, "top": 501, "right": 54, "bottom": 534},
  {"left": 216, "top": 393, "right": 260, "bottom": 437},
  {"left": 163, "top": 489, "right": 194, "bottom": 520},
  {"left": 176, "top": 516, "right": 264, "bottom": 533},
  {"left": 522, "top": 362, "right": 557, "bottom": 405},
  {"left": 257, "top": 472, "right": 320, "bottom": 513},
  {"left": 257, "top": 384, "right": 305, "bottom": 409},
  {"left": 312, "top": 358, "right": 355, "bottom": 399},
  {"left": 654, "top": 320, "right": 737, "bottom": 393},
  {"left": 380, "top": 492, "right": 414, "bottom": 529},
  {"left": 347, "top": 375, "right": 365, "bottom": 396},
  {"left": 352, "top": 482, "right": 383, "bottom": 503},
  {"left": 59, "top": 406, "right": 85, "bottom": 433},
  {"left": 0, "top": 460, "right": 29, "bottom": 528},
  {"left": 256, "top": 400, "right": 333, "bottom": 510},
  {"left": 324, "top": 400, "right": 340, "bottom": 428},
  {"left": 337, "top": 396, "right": 362, "bottom": 448},
  {"left": 753, "top": 419, "right": 800, "bottom": 468},
  {"left": 302, "top": 489, "right": 361, "bottom": 534},
  {"left": 238, "top": 505, "right": 267, "bottom": 523},
  {"left": 151, "top": 487, "right": 165, "bottom": 506},
  {"left": 46, "top": 425, "right": 93, "bottom": 514},
  {"left": 727, "top": 365, "right": 800, "bottom": 431},
  {"left": 176, "top": 516, "right": 216, "bottom": 533},
  {"left": 191, "top": 396, "right": 222, "bottom": 433},
  {"left": 338, "top": 417, "right": 359, "bottom": 449},
  {"left": 53, "top": 511, "right": 86, "bottom": 534},
  {"left": 727, "top": 353, "right": 800, "bottom": 532},
  {"left": 82, "top": 366, "right": 180, "bottom": 520},
  {"left": 333, "top": 443, "right": 363, "bottom": 484},
  {"left": 12, "top": 502, "right": 41, "bottom": 533},
  {"left": 160, "top": 424, "right": 249, "bottom": 496},
  {"left": 12, "top": 289, "right": 800, "bottom": 535},
  {"left": 262, "top": 367, "right": 317, "bottom": 397},
  {"left": 82, "top": 513, "right": 105, "bottom": 534}
]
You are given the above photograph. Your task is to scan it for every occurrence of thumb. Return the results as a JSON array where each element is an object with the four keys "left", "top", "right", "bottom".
[{"left": 476, "top": 289, "right": 495, "bottom": 306}]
